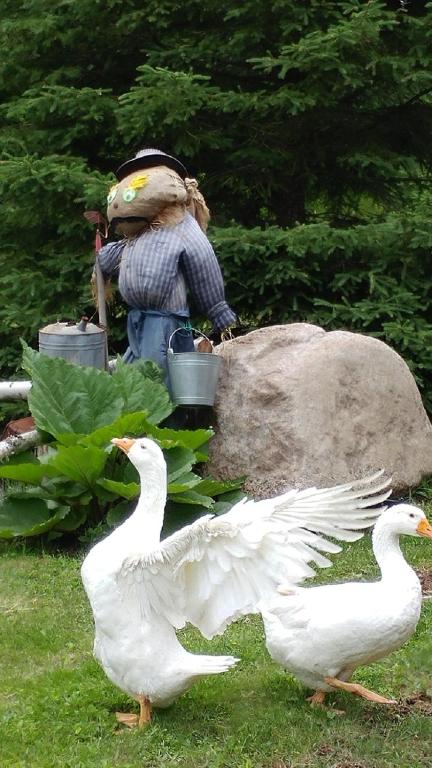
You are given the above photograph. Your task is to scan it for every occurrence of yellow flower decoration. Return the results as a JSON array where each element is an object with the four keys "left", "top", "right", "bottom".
[{"left": 129, "top": 174, "right": 149, "bottom": 190}]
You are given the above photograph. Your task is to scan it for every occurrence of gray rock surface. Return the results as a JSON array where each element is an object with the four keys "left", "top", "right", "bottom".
[{"left": 208, "top": 324, "right": 432, "bottom": 497}]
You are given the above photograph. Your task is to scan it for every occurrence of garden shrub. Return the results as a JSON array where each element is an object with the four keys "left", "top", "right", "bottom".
[{"left": 0, "top": 345, "right": 243, "bottom": 540}]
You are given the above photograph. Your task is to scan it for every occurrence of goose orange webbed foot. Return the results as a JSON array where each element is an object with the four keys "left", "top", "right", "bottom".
[
  {"left": 116, "top": 695, "right": 153, "bottom": 729},
  {"left": 115, "top": 711, "right": 140, "bottom": 728},
  {"left": 307, "top": 690, "right": 326, "bottom": 708},
  {"left": 307, "top": 689, "right": 345, "bottom": 716},
  {"left": 324, "top": 676, "right": 397, "bottom": 705}
]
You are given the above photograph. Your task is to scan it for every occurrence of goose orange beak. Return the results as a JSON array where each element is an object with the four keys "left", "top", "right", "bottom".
[
  {"left": 111, "top": 437, "right": 135, "bottom": 454},
  {"left": 416, "top": 518, "right": 432, "bottom": 538}
]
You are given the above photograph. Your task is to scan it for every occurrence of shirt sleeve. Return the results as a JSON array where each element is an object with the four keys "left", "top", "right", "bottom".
[
  {"left": 97, "top": 240, "right": 126, "bottom": 279},
  {"left": 180, "top": 219, "right": 237, "bottom": 331}
]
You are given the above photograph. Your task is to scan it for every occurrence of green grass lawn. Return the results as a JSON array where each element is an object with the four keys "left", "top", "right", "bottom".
[{"left": 0, "top": 532, "right": 431, "bottom": 768}]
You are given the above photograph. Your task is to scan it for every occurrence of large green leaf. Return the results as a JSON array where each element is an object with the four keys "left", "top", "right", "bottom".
[
  {"left": 165, "top": 447, "right": 196, "bottom": 482},
  {"left": 22, "top": 342, "right": 124, "bottom": 438},
  {"left": 112, "top": 359, "right": 173, "bottom": 424},
  {"left": 129, "top": 358, "right": 165, "bottom": 384},
  {"left": 162, "top": 489, "right": 246, "bottom": 536},
  {"left": 106, "top": 499, "right": 133, "bottom": 528},
  {"left": 46, "top": 445, "right": 108, "bottom": 488},
  {"left": 145, "top": 424, "right": 213, "bottom": 450},
  {"left": 54, "top": 433, "right": 86, "bottom": 446},
  {"left": 2, "top": 482, "right": 87, "bottom": 502},
  {"left": 97, "top": 478, "right": 140, "bottom": 500},
  {"left": 168, "top": 489, "right": 214, "bottom": 508},
  {"left": 0, "top": 496, "right": 70, "bottom": 538},
  {"left": 81, "top": 412, "right": 153, "bottom": 448},
  {"left": 167, "top": 471, "right": 202, "bottom": 494},
  {"left": 38, "top": 478, "right": 88, "bottom": 499},
  {"left": 0, "top": 462, "right": 57, "bottom": 484},
  {"left": 108, "top": 454, "right": 139, "bottom": 485},
  {"left": 162, "top": 501, "right": 210, "bottom": 537},
  {"left": 192, "top": 477, "right": 245, "bottom": 497},
  {"left": 212, "top": 490, "right": 248, "bottom": 515},
  {"left": 5, "top": 451, "right": 39, "bottom": 465},
  {"left": 53, "top": 507, "right": 88, "bottom": 532}
]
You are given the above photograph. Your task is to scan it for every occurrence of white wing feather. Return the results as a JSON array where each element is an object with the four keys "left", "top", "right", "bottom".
[{"left": 117, "top": 471, "right": 391, "bottom": 639}]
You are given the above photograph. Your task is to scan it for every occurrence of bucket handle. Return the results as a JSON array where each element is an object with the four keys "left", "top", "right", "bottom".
[{"left": 168, "top": 327, "right": 212, "bottom": 353}]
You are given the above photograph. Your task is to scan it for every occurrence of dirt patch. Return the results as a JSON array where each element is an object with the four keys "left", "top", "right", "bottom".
[
  {"left": 365, "top": 692, "right": 432, "bottom": 722},
  {"left": 416, "top": 566, "right": 432, "bottom": 595},
  {"left": 315, "top": 744, "right": 333, "bottom": 757},
  {"left": 313, "top": 745, "right": 367, "bottom": 768},
  {"left": 398, "top": 692, "right": 432, "bottom": 717}
]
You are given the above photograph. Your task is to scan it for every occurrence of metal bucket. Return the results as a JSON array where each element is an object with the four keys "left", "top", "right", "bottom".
[
  {"left": 167, "top": 329, "right": 221, "bottom": 406},
  {"left": 39, "top": 317, "right": 108, "bottom": 369}
]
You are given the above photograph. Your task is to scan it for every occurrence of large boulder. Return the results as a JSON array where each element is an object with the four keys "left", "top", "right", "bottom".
[{"left": 208, "top": 324, "right": 432, "bottom": 497}]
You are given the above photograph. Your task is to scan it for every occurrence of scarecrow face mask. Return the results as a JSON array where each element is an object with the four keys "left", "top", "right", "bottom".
[{"left": 106, "top": 165, "right": 188, "bottom": 236}]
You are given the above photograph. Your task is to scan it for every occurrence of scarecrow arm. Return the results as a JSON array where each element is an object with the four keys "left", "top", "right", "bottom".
[
  {"left": 97, "top": 239, "right": 127, "bottom": 279},
  {"left": 180, "top": 225, "right": 236, "bottom": 332}
]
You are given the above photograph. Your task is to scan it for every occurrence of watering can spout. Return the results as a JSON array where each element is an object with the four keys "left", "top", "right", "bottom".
[{"left": 77, "top": 316, "right": 89, "bottom": 332}]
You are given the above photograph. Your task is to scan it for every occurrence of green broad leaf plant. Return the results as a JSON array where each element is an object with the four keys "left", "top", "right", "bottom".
[{"left": 0, "top": 343, "right": 244, "bottom": 541}]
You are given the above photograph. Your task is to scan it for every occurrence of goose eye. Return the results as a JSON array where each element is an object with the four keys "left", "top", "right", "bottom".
[
  {"left": 409, "top": 513, "right": 415, "bottom": 518},
  {"left": 123, "top": 188, "right": 136, "bottom": 202}
]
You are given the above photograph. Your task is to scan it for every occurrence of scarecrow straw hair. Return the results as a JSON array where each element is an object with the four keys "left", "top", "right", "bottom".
[{"left": 185, "top": 177, "right": 210, "bottom": 231}]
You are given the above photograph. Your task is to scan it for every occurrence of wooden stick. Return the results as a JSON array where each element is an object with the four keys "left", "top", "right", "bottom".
[{"left": 94, "top": 255, "right": 108, "bottom": 329}]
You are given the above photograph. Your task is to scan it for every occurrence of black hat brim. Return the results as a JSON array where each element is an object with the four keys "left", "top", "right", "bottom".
[{"left": 115, "top": 153, "right": 188, "bottom": 181}]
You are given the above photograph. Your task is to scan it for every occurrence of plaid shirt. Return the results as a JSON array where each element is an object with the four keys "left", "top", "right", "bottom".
[{"left": 98, "top": 213, "right": 236, "bottom": 331}]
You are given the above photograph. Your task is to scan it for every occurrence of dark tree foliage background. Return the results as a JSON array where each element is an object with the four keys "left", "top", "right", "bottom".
[{"left": 1, "top": 1, "right": 432, "bottom": 409}]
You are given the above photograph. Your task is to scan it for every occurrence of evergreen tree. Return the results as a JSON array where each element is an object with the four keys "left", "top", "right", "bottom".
[{"left": 1, "top": 1, "right": 432, "bottom": 407}]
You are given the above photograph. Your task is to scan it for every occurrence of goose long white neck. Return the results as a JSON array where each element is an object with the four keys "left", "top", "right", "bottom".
[
  {"left": 372, "top": 520, "right": 417, "bottom": 585},
  {"left": 130, "top": 462, "right": 167, "bottom": 548}
]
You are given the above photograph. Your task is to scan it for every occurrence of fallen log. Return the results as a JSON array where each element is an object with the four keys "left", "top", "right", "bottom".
[
  {"left": 0, "top": 429, "right": 41, "bottom": 461},
  {"left": 0, "top": 382, "right": 32, "bottom": 400}
]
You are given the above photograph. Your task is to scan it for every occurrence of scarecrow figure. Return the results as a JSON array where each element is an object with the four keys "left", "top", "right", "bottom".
[{"left": 97, "top": 148, "right": 236, "bottom": 374}]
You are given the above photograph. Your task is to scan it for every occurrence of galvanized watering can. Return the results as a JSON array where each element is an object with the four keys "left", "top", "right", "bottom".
[
  {"left": 167, "top": 328, "right": 221, "bottom": 406},
  {"left": 39, "top": 317, "right": 108, "bottom": 370}
]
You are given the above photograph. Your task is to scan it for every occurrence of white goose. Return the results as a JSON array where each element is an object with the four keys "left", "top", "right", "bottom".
[
  {"left": 261, "top": 504, "right": 432, "bottom": 708},
  {"left": 81, "top": 436, "right": 391, "bottom": 726}
]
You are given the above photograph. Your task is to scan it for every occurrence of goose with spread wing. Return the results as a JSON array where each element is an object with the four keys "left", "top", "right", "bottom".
[
  {"left": 81, "top": 436, "right": 391, "bottom": 727},
  {"left": 261, "top": 504, "right": 432, "bottom": 709}
]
